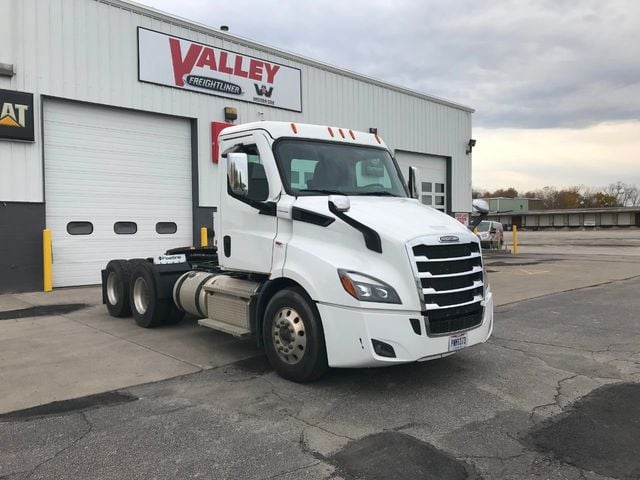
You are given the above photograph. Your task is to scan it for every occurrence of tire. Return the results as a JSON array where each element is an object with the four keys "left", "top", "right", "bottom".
[
  {"left": 263, "top": 287, "right": 328, "bottom": 382},
  {"left": 129, "top": 262, "right": 171, "bottom": 328},
  {"left": 104, "top": 260, "right": 133, "bottom": 317}
]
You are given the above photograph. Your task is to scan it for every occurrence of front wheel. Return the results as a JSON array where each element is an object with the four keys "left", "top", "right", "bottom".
[{"left": 263, "top": 288, "right": 328, "bottom": 382}]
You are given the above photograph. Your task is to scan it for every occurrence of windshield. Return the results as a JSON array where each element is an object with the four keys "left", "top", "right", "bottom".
[
  {"left": 477, "top": 221, "right": 491, "bottom": 232},
  {"left": 274, "top": 139, "right": 408, "bottom": 197}
]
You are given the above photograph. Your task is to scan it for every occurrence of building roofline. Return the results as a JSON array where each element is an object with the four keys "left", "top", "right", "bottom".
[
  {"left": 481, "top": 197, "right": 540, "bottom": 200},
  {"left": 98, "top": 0, "right": 475, "bottom": 114},
  {"left": 490, "top": 206, "right": 640, "bottom": 215}
]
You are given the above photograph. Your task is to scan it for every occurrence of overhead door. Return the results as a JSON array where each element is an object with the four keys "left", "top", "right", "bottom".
[
  {"left": 44, "top": 100, "right": 192, "bottom": 287},
  {"left": 395, "top": 151, "right": 448, "bottom": 213}
]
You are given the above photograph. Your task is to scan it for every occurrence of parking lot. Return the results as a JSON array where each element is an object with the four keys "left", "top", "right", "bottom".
[{"left": 1, "top": 229, "right": 639, "bottom": 479}]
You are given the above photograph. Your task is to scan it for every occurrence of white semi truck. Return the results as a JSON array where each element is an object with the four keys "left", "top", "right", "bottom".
[{"left": 101, "top": 121, "right": 493, "bottom": 382}]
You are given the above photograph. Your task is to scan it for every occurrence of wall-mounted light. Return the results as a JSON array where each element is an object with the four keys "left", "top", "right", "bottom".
[
  {"left": 0, "top": 63, "right": 14, "bottom": 77},
  {"left": 224, "top": 107, "right": 238, "bottom": 123},
  {"left": 369, "top": 127, "right": 378, "bottom": 134},
  {"left": 466, "top": 138, "right": 476, "bottom": 155}
]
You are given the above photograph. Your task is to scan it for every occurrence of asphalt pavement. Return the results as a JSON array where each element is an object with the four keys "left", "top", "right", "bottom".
[{"left": 2, "top": 274, "right": 639, "bottom": 479}]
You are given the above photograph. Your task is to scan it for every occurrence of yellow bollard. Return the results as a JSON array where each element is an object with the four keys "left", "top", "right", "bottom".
[
  {"left": 512, "top": 224, "right": 518, "bottom": 256},
  {"left": 200, "top": 227, "right": 208, "bottom": 247},
  {"left": 43, "top": 229, "right": 53, "bottom": 292}
]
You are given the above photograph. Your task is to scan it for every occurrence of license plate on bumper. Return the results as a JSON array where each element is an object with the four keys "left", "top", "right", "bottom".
[{"left": 448, "top": 333, "right": 468, "bottom": 351}]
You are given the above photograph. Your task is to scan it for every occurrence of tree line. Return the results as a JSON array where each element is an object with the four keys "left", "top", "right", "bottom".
[{"left": 472, "top": 181, "right": 640, "bottom": 209}]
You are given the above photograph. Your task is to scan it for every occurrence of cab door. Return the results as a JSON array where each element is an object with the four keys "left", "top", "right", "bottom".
[{"left": 218, "top": 132, "right": 280, "bottom": 273}]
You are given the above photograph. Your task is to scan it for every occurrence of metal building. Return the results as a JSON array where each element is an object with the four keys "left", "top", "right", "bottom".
[{"left": 0, "top": 0, "right": 475, "bottom": 292}]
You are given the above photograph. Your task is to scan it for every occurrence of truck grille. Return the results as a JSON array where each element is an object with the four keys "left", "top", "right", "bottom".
[{"left": 410, "top": 241, "right": 484, "bottom": 336}]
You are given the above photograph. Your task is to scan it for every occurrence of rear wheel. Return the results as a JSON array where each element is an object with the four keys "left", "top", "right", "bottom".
[
  {"left": 104, "top": 260, "right": 132, "bottom": 317},
  {"left": 129, "top": 262, "right": 176, "bottom": 328},
  {"left": 263, "top": 287, "right": 328, "bottom": 382}
]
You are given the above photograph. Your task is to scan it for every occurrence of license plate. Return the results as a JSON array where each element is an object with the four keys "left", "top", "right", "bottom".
[
  {"left": 153, "top": 254, "right": 186, "bottom": 265},
  {"left": 448, "top": 333, "right": 468, "bottom": 351}
]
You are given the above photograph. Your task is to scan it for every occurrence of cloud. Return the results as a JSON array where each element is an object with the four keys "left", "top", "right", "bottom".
[
  {"left": 140, "top": 0, "right": 640, "bottom": 129},
  {"left": 472, "top": 120, "right": 640, "bottom": 191},
  {"left": 138, "top": 0, "right": 640, "bottom": 190}
]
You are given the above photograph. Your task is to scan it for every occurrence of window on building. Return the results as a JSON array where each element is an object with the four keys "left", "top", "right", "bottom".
[
  {"left": 66, "top": 222, "right": 93, "bottom": 235},
  {"left": 113, "top": 222, "right": 137, "bottom": 235},
  {"left": 156, "top": 222, "right": 177, "bottom": 234}
]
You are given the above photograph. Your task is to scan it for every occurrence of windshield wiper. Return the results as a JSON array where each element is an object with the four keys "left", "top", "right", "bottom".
[
  {"left": 299, "top": 189, "right": 346, "bottom": 195},
  {"left": 352, "top": 191, "right": 401, "bottom": 197}
]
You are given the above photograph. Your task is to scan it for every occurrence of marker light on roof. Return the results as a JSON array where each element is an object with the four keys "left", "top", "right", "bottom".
[
  {"left": 338, "top": 128, "right": 345, "bottom": 139},
  {"left": 328, "top": 127, "right": 334, "bottom": 137},
  {"left": 290, "top": 123, "right": 298, "bottom": 134},
  {"left": 349, "top": 129, "right": 356, "bottom": 140}
]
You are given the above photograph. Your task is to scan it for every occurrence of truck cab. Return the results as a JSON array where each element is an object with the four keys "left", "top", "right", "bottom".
[{"left": 102, "top": 121, "right": 493, "bottom": 382}]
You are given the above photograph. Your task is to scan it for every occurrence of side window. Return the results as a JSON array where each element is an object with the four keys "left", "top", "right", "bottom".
[
  {"left": 291, "top": 158, "right": 318, "bottom": 190},
  {"left": 244, "top": 144, "right": 269, "bottom": 202}
]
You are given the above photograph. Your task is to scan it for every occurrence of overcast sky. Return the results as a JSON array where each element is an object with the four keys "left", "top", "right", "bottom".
[{"left": 139, "top": 0, "right": 640, "bottom": 191}]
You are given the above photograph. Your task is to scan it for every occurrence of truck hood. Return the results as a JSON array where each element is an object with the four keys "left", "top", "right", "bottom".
[{"left": 292, "top": 196, "right": 475, "bottom": 244}]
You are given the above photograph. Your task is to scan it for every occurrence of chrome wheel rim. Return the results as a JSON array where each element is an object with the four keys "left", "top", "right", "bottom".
[
  {"left": 106, "top": 271, "right": 119, "bottom": 305},
  {"left": 133, "top": 277, "right": 149, "bottom": 314},
  {"left": 272, "top": 307, "right": 307, "bottom": 365}
]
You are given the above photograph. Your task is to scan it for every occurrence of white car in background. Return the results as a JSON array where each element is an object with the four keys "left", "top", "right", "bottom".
[{"left": 476, "top": 221, "right": 504, "bottom": 249}]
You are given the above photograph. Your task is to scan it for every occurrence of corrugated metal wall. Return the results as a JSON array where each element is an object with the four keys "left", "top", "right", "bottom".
[{"left": 1, "top": 0, "right": 473, "bottom": 212}]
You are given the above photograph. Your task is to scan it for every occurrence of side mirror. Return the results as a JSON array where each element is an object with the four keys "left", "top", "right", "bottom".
[
  {"left": 408, "top": 166, "right": 419, "bottom": 199},
  {"left": 472, "top": 199, "right": 489, "bottom": 215},
  {"left": 228, "top": 153, "right": 249, "bottom": 197},
  {"left": 328, "top": 195, "right": 350, "bottom": 213}
]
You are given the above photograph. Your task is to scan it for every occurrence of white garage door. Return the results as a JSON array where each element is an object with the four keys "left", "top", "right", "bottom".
[
  {"left": 395, "top": 151, "right": 448, "bottom": 213},
  {"left": 44, "top": 100, "right": 192, "bottom": 287}
]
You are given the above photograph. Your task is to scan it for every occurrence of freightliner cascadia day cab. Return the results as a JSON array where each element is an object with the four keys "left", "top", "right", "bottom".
[{"left": 102, "top": 122, "right": 494, "bottom": 382}]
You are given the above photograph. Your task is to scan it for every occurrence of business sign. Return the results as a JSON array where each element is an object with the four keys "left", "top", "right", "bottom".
[
  {"left": 455, "top": 212, "right": 469, "bottom": 226},
  {"left": 137, "top": 27, "right": 302, "bottom": 112},
  {"left": 0, "top": 89, "right": 34, "bottom": 141}
]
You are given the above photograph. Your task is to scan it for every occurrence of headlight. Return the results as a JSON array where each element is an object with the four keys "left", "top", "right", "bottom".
[{"left": 338, "top": 269, "right": 401, "bottom": 304}]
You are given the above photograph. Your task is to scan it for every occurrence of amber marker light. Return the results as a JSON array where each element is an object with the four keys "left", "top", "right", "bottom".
[{"left": 339, "top": 271, "right": 358, "bottom": 299}]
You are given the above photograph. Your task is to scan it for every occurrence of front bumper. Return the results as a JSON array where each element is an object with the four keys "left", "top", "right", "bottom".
[{"left": 319, "top": 292, "right": 493, "bottom": 368}]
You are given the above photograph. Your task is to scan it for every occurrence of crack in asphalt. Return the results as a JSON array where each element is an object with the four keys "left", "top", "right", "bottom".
[
  {"left": 529, "top": 374, "right": 581, "bottom": 424},
  {"left": 255, "top": 460, "right": 324, "bottom": 480},
  {"left": 256, "top": 375, "right": 355, "bottom": 443},
  {"left": 25, "top": 411, "right": 93, "bottom": 479}
]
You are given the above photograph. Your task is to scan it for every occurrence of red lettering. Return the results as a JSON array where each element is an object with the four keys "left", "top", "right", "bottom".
[
  {"left": 248, "top": 60, "right": 264, "bottom": 81},
  {"left": 234, "top": 55, "right": 248, "bottom": 78},
  {"left": 196, "top": 47, "right": 217, "bottom": 70},
  {"left": 169, "top": 38, "right": 203, "bottom": 86},
  {"left": 218, "top": 51, "right": 234, "bottom": 74},
  {"left": 264, "top": 63, "right": 280, "bottom": 84}
]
